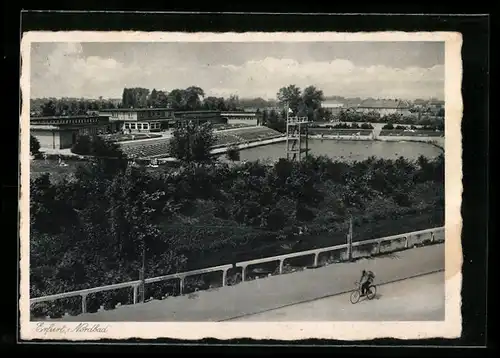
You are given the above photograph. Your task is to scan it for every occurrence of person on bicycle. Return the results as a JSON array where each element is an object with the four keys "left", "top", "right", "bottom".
[{"left": 360, "top": 269, "right": 375, "bottom": 296}]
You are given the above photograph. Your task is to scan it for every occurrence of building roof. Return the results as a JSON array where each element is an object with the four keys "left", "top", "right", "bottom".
[
  {"left": 100, "top": 108, "right": 173, "bottom": 112},
  {"left": 174, "top": 110, "right": 221, "bottom": 114},
  {"left": 343, "top": 99, "right": 410, "bottom": 109},
  {"left": 220, "top": 112, "right": 257, "bottom": 116},
  {"left": 322, "top": 100, "right": 345, "bottom": 107},
  {"left": 31, "top": 115, "right": 108, "bottom": 121}
]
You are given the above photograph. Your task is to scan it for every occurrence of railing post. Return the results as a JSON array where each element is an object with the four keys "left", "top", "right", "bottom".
[
  {"left": 81, "top": 294, "right": 87, "bottom": 314},
  {"left": 313, "top": 253, "right": 319, "bottom": 267},
  {"left": 222, "top": 269, "right": 228, "bottom": 287},
  {"left": 404, "top": 236, "right": 409, "bottom": 248},
  {"left": 279, "top": 260, "right": 284, "bottom": 274},
  {"left": 430, "top": 232, "right": 435, "bottom": 243},
  {"left": 377, "top": 240, "right": 382, "bottom": 254},
  {"left": 241, "top": 266, "right": 247, "bottom": 282},
  {"left": 179, "top": 277, "right": 185, "bottom": 295},
  {"left": 133, "top": 285, "right": 139, "bottom": 304}
]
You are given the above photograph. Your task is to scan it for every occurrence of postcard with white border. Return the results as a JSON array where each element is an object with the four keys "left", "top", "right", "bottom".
[{"left": 20, "top": 30, "right": 463, "bottom": 341}]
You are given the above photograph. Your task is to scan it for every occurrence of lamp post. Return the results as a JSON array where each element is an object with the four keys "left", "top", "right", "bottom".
[
  {"left": 140, "top": 237, "right": 146, "bottom": 303},
  {"left": 347, "top": 217, "right": 353, "bottom": 262}
]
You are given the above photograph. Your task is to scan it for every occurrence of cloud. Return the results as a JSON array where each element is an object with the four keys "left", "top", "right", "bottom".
[
  {"left": 215, "top": 58, "right": 444, "bottom": 99},
  {"left": 31, "top": 43, "right": 141, "bottom": 98},
  {"left": 30, "top": 45, "right": 444, "bottom": 100}
]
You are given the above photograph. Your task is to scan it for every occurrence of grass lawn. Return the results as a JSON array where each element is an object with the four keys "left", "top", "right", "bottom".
[
  {"left": 30, "top": 158, "right": 176, "bottom": 182},
  {"left": 30, "top": 159, "right": 85, "bottom": 181}
]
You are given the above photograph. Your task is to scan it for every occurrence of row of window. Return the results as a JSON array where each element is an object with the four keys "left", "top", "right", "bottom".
[
  {"left": 123, "top": 122, "right": 162, "bottom": 130},
  {"left": 111, "top": 112, "right": 135, "bottom": 118},
  {"left": 138, "top": 111, "right": 170, "bottom": 119},
  {"left": 110, "top": 111, "right": 171, "bottom": 119},
  {"left": 78, "top": 126, "right": 102, "bottom": 135},
  {"left": 33, "top": 118, "right": 98, "bottom": 125}
]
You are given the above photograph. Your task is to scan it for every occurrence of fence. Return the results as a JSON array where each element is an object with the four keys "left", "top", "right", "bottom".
[{"left": 30, "top": 226, "right": 444, "bottom": 316}]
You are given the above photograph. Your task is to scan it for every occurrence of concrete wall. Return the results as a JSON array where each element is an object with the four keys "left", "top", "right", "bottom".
[
  {"left": 32, "top": 130, "right": 56, "bottom": 150},
  {"left": 59, "top": 131, "right": 75, "bottom": 149}
]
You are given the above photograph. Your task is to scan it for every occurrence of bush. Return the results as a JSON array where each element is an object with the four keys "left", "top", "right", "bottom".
[
  {"left": 168, "top": 121, "right": 217, "bottom": 163},
  {"left": 226, "top": 146, "right": 241, "bottom": 162},
  {"left": 360, "top": 123, "right": 374, "bottom": 129},
  {"left": 382, "top": 123, "right": 394, "bottom": 130},
  {"left": 30, "top": 135, "right": 41, "bottom": 155},
  {"left": 71, "top": 135, "right": 93, "bottom": 155},
  {"left": 30, "top": 153, "right": 444, "bottom": 317}
]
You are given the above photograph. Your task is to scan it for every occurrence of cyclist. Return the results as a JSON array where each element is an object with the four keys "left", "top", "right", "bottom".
[{"left": 360, "top": 269, "right": 375, "bottom": 296}]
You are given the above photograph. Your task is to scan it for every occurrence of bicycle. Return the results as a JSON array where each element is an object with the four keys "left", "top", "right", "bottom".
[{"left": 350, "top": 281, "right": 377, "bottom": 304}]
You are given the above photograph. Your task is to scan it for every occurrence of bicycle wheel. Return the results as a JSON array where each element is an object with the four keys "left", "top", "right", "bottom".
[
  {"left": 350, "top": 290, "right": 361, "bottom": 304},
  {"left": 366, "top": 285, "right": 377, "bottom": 300}
]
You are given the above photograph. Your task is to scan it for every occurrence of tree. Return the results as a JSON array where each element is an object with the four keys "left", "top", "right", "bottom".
[
  {"left": 225, "top": 95, "right": 240, "bottom": 111},
  {"left": 30, "top": 135, "right": 41, "bottom": 155},
  {"left": 277, "top": 85, "right": 302, "bottom": 113},
  {"left": 148, "top": 89, "right": 158, "bottom": 108},
  {"left": 184, "top": 86, "right": 205, "bottom": 110},
  {"left": 122, "top": 88, "right": 150, "bottom": 108},
  {"left": 226, "top": 146, "right": 241, "bottom": 162},
  {"left": 167, "top": 89, "right": 186, "bottom": 110},
  {"left": 263, "top": 109, "right": 286, "bottom": 133},
  {"left": 41, "top": 101, "right": 57, "bottom": 116},
  {"left": 203, "top": 96, "right": 227, "bottom": 111},
  {"left": 301, "top": 85, "right": 325, "bottom": 120},
  {"left": 71, "top": 135, "right": 93, "bottom": 155},
  {"left": 154, "top": 91, "right": 169, "bottom": 108},
  {"left": 168, "top": 121, "right": 217, "bottom": 163}
]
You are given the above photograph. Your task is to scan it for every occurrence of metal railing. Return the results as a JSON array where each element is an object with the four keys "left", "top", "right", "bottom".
[{"left": 30, "top": 226, "right": 444, "bottom": 315}]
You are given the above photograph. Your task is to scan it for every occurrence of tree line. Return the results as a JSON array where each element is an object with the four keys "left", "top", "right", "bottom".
[
  {"left": 121, "top": 86, "right": 245, "bottom": 112},
  {"left": 32, "top": 97, "right": 119, "bottom": 117}
]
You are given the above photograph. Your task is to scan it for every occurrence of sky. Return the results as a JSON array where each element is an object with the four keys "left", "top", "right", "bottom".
[{"left": 30, "top": 41, "right": 445, "bottom": 100}]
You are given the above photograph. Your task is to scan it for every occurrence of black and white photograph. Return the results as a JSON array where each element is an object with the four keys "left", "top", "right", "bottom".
[{"left": 20, "top": 31, "right": 463, "bottom": 341}]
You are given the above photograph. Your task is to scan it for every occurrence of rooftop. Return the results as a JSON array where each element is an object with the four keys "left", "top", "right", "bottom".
[
  {"left": 100, "top": 108, "right": 173, "bottom": 112},
  {"left": 30, "top": 115, "right": 109, "bottom": 121},
  {"left": 344, "top": 99, "right": 410, "bottom": 109},
  {"left": 174, "top": 110, "right": 222, "bottom": 114},
  {"left": 322, "top": 100, "right": 345, "bottom": 107}
]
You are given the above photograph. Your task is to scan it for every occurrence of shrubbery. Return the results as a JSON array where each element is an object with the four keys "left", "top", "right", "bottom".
[
  {"left": 312, "top": 122, "right": 374, "bottom": 130},
  {"left": 30, "top": 150, "right": 444, "bottom": 317},
  {"left": 30, "top": 135, "right": 41, "bottom": 156},
  {"left": 226, "top": 146, "right": 241, "bottom": 162}
]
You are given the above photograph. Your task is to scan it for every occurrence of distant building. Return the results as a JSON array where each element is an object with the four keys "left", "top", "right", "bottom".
[
  {"left": 99, "top": 108, "right": 175, "bottom": 132},
  {"left": 173, "top": 110, "right": 228, "bottom": 127},
  {"left": 321, "top": 100, "right": 345, "bottom": 116},
  {"left": 346, "top": 99, "right": 411, "bottom": 116},
  {"left": 221, "top": 111, "right": 260, "bottom": 125},
  {"left": 99, "top": 108, "right": 243, "bottom": 132},
  {"left": 30, "top": 115, "right": 111, "bottom": 150}
]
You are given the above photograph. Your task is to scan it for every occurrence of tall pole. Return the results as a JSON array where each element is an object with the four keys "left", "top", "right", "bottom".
[
  {"left": 285, "top": 101, "right": 290, "bottom": 161},
  {"left": 347, "top": 217, "right": 353, "bottom": 261},
  {"left": 140, "top": 239, "right": 146, "bottom": 303}
]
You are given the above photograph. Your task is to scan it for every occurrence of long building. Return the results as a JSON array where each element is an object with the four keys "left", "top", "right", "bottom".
[
  {"left": 99, "top": 108, "right": 175, "bottom": 132},
  {"left": 173, "top": 110, "right": 227, "bottom": 126},
  {"left": 99, "top": 108, "right": 228, "bottom": 132},
  {"left": 30, "top": 115, "right": 111, "bottom": 150}
]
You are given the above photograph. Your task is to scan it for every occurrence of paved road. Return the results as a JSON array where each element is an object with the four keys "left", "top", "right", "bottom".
[
  {"left": 55, "top": 244, "right": 444, "bottom": 322},
  {"left": 229, "top": 271, "right": 444, "bottom": 321}
]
